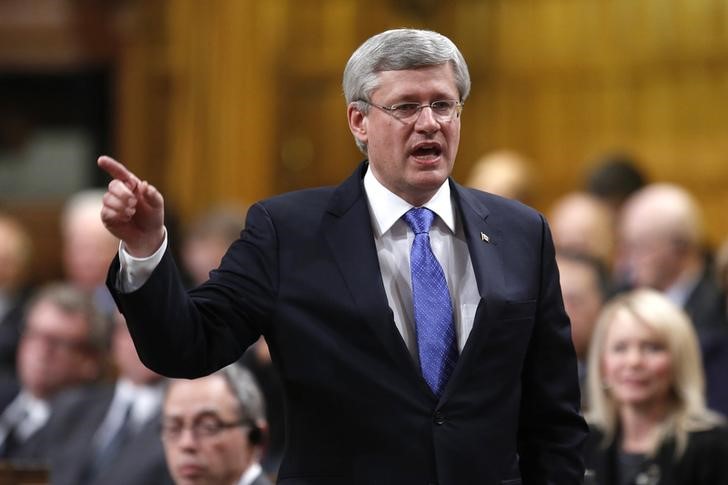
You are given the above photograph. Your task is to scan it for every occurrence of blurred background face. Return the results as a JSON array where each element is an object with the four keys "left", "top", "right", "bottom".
[
  {"left": 162, "top": 376, "right": 254, "bottom": 485},
  {"left": 62, "top": 209, "right": 119, "bottom": 291},
  {"left": 618, "top": 230, "right": 682, "bottom": 290},
  {"left": 18, "top": 299, "right": 96, "bottom": 399},
  {"left": 601, "top": 310, "right": 673, "bottom": 411},
  {"left": 181, "top": 236, "right": 230, "bottom": 287},
  {"left": 558, "top": 258, "right": 604, "bottom": 361},
  {"left": 112, "top": 312, "right": 159, "bottom": 385}
]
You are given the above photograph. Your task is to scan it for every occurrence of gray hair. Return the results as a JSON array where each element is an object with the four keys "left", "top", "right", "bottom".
[
  {"left": 25, "top": 282, "right": 112, "bottom": 355},
  {"left": 343, "top": 28, "right": 471, "bottom": 153},
  {"left": 61, "top": 189, "right": 106, "bottom": 230},
  {"left": 219, "top": 363, "right": 266, "bottom": 423}
]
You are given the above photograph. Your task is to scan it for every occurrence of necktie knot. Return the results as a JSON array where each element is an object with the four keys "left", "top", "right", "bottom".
[{"left": 403, "top": 207, "right": 435, "bottom": 235}]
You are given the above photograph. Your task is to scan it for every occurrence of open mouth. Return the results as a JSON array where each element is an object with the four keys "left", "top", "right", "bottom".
[{"left": 411, "top": 143, "right": 442, "bottom": 160}]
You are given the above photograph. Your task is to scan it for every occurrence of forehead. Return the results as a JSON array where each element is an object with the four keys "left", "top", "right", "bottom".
[
  {"left": 372, "top": 64, "right": 458, "bottom": 101},
  {"left": 26, "top": 299, "right": 87, "bottom": 334},
  {"left": 164, "top": 375, "right": 239, "bottom": 417},
  {"left": 606, "top": 309, "right": 660, "bottom": 341}
]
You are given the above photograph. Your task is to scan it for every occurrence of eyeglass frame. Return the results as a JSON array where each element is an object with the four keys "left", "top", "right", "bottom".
[
  {"left": 22, "top": 328, "right": 93, "bottom": 354},
  {"left": 160, "top": 412, "right": 252, "bottom": 442},
  {"left": 357, "top": 99, "right": 464, "bottom": 123}
]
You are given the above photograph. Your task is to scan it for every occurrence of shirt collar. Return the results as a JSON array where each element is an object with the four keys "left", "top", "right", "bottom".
[
  {"left": 363, "top": 165, "right": 456, "bottom": 236},
  {"left": 238, "top": 463, "right": 263, "bottom": 485}
]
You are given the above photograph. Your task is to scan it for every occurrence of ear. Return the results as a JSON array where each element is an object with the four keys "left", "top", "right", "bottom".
[{"left": 347, "top": 102, "right": 368, "bottom": 146}]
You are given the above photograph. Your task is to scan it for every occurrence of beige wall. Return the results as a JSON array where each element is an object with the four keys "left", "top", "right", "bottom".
[{"left": 114, "top": 0, "right": 728, "bottom": 245}]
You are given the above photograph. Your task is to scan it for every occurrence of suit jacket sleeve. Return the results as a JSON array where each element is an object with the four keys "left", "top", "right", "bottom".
[{"left": 106, "top": 202, "right": 279, "bottom": 377}]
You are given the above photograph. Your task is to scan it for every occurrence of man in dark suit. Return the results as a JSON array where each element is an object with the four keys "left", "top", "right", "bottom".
[
  {"left": 618, "top": 182, "right": 728, "bottom": 413},
  {"left": 162, "top": 364, "right": 271, "bottom": 485},
  {"left": 45, "top": 310, "right": 172, "bottom": 485},
  {"left": 0, "top": 283, "right": 110, "bottom": 462},
  {"left": 98, "top": 29, "right": 587, "bottom": 484}
]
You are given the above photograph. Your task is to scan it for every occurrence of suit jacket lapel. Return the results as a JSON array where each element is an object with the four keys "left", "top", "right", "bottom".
[
  {"left": 440, "top": 181, "right": 506, "bottom": 402},
  {"left": 322, "top": 162, "right": 422, "bottom": 382}
]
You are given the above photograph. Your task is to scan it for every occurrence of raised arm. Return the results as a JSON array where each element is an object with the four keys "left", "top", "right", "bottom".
[{"left": 98, "top": 155, "right": 166, "bottom": 257}]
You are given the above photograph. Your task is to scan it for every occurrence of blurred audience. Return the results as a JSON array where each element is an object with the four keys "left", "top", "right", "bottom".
[
  {"left": 161, "top": 364, "right": 271, "bottom": 485},
  {"left": 181, "top": 205, "right": 247, "bottom": 287},
  {"left": 0, "top": 283, "right": 110, "bottom": 462},
  {"left": 0, "top": 214, "right": 33, "bottom": 378},
  {"left": 618, "top": 183, "right": 728, "bottom": 414},
  {"left": 556, "top": 251, "right": 608, "bottom": 391},
  {"left": 465, "top": 149, "right": 535, "bottom": 203},
  {"left": 584, "top": 289, "right": 728, "bottom": 485},
  {"left": 585, "top": 151, "right": 647, "bottom": 213},
  {"left": 549, "top": 192, "right": 616, "bottom": 272},
  {"left": 46, "top": 311, "right": 172, "bottom": 485},
  {"left": 618, "top": 183, "right": 726, "bottom": 332},
  {"left": 717, "top": 238, "right": 728, "bottom": 314},
  {"left": 61, "top": 189, "right": 120, "bottom": 317}
]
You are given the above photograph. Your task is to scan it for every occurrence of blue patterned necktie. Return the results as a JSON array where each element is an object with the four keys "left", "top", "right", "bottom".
[{"left": 403, "top": 207, "right": 458, "bottom": 397}]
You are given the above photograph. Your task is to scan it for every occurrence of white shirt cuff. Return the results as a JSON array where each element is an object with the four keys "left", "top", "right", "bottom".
[{"left": 117, "top": 227, "right": 168, "bottom": 293}]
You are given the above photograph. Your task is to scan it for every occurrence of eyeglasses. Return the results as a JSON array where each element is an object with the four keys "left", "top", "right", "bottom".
[
  {"left": 160, "top": 414, "right": 248, "bottom": 442},
  {"left": 23, "top": 329, "right": 90, "bottom": 353},
  {"left": 360, "top": 99, "right": 463, "bottom": 123}
]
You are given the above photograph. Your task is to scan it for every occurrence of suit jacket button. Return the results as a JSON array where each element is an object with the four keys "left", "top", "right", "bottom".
[{"left": 433, "top": 412, "right": 445, "bottom": 425}]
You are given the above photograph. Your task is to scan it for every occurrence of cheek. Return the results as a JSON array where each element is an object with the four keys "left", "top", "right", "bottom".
[{"left": 651, "top": 357, "right": 673, "bottom": 381}]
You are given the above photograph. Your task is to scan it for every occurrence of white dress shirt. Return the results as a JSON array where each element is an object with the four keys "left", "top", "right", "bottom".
[
  {"left": 118, "top": 166, "right": 481, "bottom": 361},
  {"left": 92, "top": 378, "right": 165, "bottom": 451},
  {"left": 363, "top": 168, "right": 480, "bottom": 361},
  {"left": 237, "top": 462, "right": 264, "bottom": 485},
  {"left": 0, "top": 391, "right": 50, "bottom": 444}
]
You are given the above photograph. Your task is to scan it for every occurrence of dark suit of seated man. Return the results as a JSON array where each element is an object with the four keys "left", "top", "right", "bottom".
[
  {"left": 98, "top": 28, "right": 588, "bottom": 485},
  {"left": 0, "top": 283, "right": 109, "bottom": 464},
  {"left": 44, "top": 311, "right": 173, "bottom": 485}
]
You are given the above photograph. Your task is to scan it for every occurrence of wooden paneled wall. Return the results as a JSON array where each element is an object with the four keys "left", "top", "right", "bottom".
[{"left": 115, "top": 0, "right": 728, "bottom": 244}]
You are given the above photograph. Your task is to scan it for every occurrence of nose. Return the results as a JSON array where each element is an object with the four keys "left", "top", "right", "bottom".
[
  {"left": 624, "top": 347, "right": 643, "bottom": 367},
  {"left": 414, "top": 106, "right": 440, "bottom": 132},
  {"left": 177, "top": 427, "right": 199, "bottom": 449}
]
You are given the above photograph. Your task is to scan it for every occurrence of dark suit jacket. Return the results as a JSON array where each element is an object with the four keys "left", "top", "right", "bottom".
[
  {"left": 0, "top": 385, "right": 55, "bottom": 464},
  {"left": 45, "top": 383, "right": 173, "bottom": 485},
  {"left": 0, "top": 287, "right": 30, "bottom": 378},
  {"left": 108, "top": 162, "right": 587, "bottom": 485},
  {"left": 584, "top": 425, "right": 728, "bottom": 485},
  {"left": 684, "top": 264, "right": 727, "bottom": 335}
]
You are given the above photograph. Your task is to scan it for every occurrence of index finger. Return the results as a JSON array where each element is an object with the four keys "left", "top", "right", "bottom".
[{"left": 98, "top": 155, "right": 140, "bottom": 190}]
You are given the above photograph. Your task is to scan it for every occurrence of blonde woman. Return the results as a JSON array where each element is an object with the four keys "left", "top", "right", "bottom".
[{"left": 583, "top": 288, "right": 728, "bottom": 485}]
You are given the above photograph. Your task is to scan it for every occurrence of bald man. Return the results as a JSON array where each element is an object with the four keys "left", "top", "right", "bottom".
[{"left": 619, "top": 183, "right": 728, "bottom": 414}]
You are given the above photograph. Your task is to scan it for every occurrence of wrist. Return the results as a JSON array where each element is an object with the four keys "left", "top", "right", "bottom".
[{"left": 123, "top": 227, "right": 166, "bottom": 258}]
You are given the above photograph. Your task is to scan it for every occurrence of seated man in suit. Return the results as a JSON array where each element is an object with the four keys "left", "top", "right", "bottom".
[
  {"left": 46, "top": 310, "right": 173, "bottom": 485},
  {"left": 61, "top": 189, "right": 120, "bottom": 318},
  {"left": 0, "top": 283, "right": 109, "bottom": 462},
  {"left": 618, "top": 182, "right": 728, "bottom": 414},
  {"left": 98, "top": 28, "right": 587, "bottom": 483},
  {"left": 161, "top": 364, "right": 270, "bottom": 485}
]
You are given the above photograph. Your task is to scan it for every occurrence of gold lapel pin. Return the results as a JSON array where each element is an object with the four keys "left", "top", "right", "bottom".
[{"left": 480, "top": 232, "right": 490, "bottom": 243}]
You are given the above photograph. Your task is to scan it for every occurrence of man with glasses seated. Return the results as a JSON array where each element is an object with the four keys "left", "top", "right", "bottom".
[
  {"left": 161, "top": 364, "right": 271, "bottom": 485},
  {"left": 0, "top": 283, "right": 109, "bottom": 462},
  {"left": 100, "top": 28, "right": 586, "bottom": 483}
]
